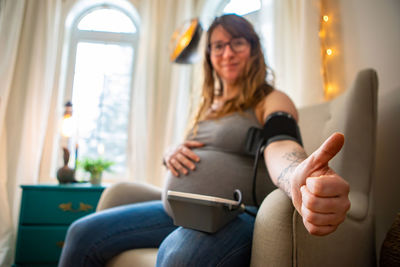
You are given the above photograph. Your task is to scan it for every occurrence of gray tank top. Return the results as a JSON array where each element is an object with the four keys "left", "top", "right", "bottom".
[{"left": 162, "top": 109, "right": 276, "bottom": 216}]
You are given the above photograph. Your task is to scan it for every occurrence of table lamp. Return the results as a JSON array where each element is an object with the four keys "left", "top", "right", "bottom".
[{"left": 57, "top": 101, "right": 77, "bottom": 184}]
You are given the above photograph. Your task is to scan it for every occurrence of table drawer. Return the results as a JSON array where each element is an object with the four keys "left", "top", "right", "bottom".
[
  {"left": 20, "top": 187, "right": 102, "bottom": 224},
  {"left": 15, "top": 225, "right": 68, "bottom": 264}
]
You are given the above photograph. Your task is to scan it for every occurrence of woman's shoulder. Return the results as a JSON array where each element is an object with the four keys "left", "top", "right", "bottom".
[{"left": 254, "top": 89, "right": 298, "bottom": 123}]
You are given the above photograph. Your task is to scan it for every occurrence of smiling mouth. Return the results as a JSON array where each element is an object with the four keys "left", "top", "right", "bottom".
[{"left": 223, "top": 63, "right": 239, "bottom": 68}]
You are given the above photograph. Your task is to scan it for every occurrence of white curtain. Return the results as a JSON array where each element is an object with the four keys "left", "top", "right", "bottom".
[
  {"left": 0, "top": 0, "right": 62, "bottom": 265},
  {"left": 260, "top": 0, "right": 324, "bottom": 108},
  {"left": 0, "top": 1, "right": 26, "bottom": 265},
  {"left": 0, "top": 0, "right": 199, "bottom": 263},
  {"left": 130, "top": 0, "right": 197, "bottom": 186}
]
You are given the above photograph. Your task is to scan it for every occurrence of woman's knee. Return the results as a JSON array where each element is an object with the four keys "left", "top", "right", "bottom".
[
  {"left": 156, "top": 216, "right": 254, "bottom": 267},
  {"left": 59, "top": 215, "right": 103, "bottom": 266},
  {"left": 157, "top": 228, "right": 198, "bottom": 266},
  {"left": 64, "top": 214, "right": 99, "bottom": 247},
  {"left": 157, "top": 238, "right": 251, "bottom": 267}
]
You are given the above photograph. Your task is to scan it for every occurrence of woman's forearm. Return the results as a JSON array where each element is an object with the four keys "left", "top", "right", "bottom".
[{"left": 264, "top": 140, "right": 307, "bottom": 198}]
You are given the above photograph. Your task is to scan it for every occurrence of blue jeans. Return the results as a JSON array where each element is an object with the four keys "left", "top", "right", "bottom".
[{"left": 58, "top": 201, "right": 256, "bottom": 267}]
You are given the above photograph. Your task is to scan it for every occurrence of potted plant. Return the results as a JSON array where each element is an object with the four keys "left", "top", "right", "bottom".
[{"left": 78, "top": 157, "right": 114, "bottom": 185}]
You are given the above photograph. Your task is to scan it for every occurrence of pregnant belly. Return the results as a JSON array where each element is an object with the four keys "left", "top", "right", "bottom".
[{"left": 162, "top": 149, "right": 275, "bottom": 216}]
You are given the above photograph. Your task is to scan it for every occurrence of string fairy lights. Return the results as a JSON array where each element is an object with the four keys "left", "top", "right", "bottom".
[{"left": 319, "top": 3, "right": 337, "bottom": 99}]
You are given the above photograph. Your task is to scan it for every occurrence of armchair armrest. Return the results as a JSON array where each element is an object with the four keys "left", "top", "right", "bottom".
[
  {"left": 96, "top": 182, "right": 162, "bottom": 211},
  {"left": 251, "top": 189, "right": 294, "bottom": 267},
  {"left": 251, "top": 189, "right": 376, "bottom": 267}
]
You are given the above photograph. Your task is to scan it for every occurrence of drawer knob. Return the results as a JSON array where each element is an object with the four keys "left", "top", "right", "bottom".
[
  {"left": 59, "top": 202, "right": 93, "bottom": 212},
  {"left": 56, "top": 241, "right": 65, "bottom": 248}
]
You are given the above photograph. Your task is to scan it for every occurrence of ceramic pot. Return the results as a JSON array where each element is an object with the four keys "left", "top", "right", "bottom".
[
  {"left": 90, "top": 172, "right": 102, "bottom": 185},
  {"left": 57, "top": 166, "right": 76, "bottom": 184}
]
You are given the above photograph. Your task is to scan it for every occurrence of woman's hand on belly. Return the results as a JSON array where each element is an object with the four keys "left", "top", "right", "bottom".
[{"left": 163, "top": 140, "right": 204, "bottom": 177}]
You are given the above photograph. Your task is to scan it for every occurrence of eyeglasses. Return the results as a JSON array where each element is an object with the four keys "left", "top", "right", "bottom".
[{"left": 209, "top": 38, "right": 249, "bottom": 57}]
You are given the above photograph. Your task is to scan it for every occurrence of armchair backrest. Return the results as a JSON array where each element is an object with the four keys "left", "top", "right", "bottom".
[
  {"left": 298, "top": 69, "right": 378, "bottom": 220},
  {"left": 251, "top": 69, "right": 378, "bottom": 267}
]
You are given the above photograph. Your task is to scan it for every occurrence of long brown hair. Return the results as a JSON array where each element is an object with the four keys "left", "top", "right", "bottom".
[{"left": 192, "top": 14, "right": 274, "bottom": 128}]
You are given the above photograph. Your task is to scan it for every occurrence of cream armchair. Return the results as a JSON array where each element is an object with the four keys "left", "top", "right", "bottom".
[{"left": 97, "top": 69, "right": 378, "bottom": 267}]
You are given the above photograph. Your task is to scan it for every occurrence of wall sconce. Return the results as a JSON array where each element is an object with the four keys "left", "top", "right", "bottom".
[{"left": 170, "top": 18, "right": 203, "bottom": 64}]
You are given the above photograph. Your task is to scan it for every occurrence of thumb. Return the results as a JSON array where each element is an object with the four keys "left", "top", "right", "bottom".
[{"left": 310, "top": 132, "right": 344, "bottom": 169}]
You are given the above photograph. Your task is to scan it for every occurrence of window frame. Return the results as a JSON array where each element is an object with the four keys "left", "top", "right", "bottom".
[
  {"left": 62, "top": 4, "right": 139, "bottom": 181},
  {"left": 65, "top": 6, "right": 138, "bottom": 104}
]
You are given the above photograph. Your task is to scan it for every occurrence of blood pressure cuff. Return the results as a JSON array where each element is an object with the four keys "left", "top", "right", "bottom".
[{"left": 245, "top": 111, "right": 303, "bottom": 156}]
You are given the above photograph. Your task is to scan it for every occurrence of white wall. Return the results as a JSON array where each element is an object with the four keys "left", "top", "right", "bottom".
[{"left": 335, "top": 0, "right": 400, "bottom": 259}]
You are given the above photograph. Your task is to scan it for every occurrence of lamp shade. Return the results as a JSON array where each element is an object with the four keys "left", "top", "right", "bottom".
[
  {"left": 170, "top": 18, "right": 203, "bottom": 64},
  {"left": 61, "top": 101, "right": 73, "bottom": 138}
]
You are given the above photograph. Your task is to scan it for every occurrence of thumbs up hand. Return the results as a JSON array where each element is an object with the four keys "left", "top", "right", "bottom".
[{"left": 291, "top": 132, "right": 351, "bottom": 236}]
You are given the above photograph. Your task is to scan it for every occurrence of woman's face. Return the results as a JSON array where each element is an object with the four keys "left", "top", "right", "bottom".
[{"left": 209, "top": 25, "right": 251, "bottom": 88}]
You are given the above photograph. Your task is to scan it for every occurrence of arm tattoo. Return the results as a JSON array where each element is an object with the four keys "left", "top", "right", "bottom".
[{"left": 277, "top": 148, "right": 307, "bottom": 198}]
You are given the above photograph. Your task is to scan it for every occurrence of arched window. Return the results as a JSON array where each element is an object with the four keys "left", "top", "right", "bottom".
[
  {"left": 222, "top": 0, "right": 261, "bottom": 16},
  {"left": 62, "top": 2, "right": 139, "bottom": 181},
  {"left": 218, "top": 0, "right": 262, "bottom": 37}
]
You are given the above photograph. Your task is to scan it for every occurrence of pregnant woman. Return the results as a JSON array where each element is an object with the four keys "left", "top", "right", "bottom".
[{"left": 59, "top": 14, "right": 350, "bottom": 267}]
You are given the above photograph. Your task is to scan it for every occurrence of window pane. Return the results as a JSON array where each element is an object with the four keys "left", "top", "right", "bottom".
[
  {"left": 78, "top": 8, "right": 137, "bottom": 33},
  {"left": 72, "top": 42, "right": 133, "bottom": 179},
  {"left": 223, "top": 0, "right": 261, "bottom": 16}
]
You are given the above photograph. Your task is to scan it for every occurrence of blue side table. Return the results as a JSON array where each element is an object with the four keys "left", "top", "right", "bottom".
[{"left": 14, "top": 183, "right": 106, "bottom": 267}]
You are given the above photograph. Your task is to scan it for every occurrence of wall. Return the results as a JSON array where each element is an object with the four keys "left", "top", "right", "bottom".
[{"left": 334, "top": 0, "right": 400, "bottom": 259}]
